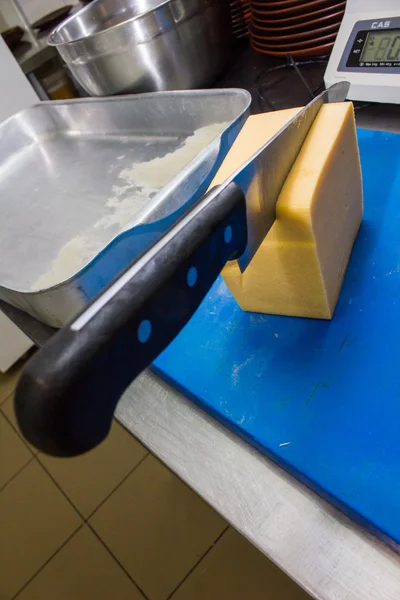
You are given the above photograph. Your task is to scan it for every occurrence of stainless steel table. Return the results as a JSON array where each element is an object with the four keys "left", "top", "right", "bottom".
[
  {"left": 9, "top": 2, "right": 83, "bottom": 99},
  {"left": 14, "top": 34, "right": 57, "bottom": 75},
  {"left": 10, "top": 34, "right": 57, "bottom": 100},
  {"left": 3, "top": 103, "right": 400, "bottom": 600}
]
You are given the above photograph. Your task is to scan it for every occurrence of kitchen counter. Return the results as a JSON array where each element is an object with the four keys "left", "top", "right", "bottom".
[
  {"left": 4, "top": 44, "right": 400, "bottom": 599},
  {"left": 12, "top": 33, "right": 56, "bottom": 75},
  {"left": 10, "top": 33, "right": 59, "bottom": 101},
  {"left": 9, "top": 1, "right": 86, "bottom": 75}
]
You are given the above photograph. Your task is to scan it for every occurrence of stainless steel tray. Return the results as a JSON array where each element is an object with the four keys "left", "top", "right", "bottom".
[{"left": 0, "top": 89, "right": 250, "bottom": 326}]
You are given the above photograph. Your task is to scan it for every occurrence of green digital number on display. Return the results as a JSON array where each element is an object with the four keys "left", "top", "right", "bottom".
[{"left": 361, "top": 30, "right": 400, "bottom": 62}]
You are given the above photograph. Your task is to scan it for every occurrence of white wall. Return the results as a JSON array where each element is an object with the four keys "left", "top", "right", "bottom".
[
  {"left": 0, "top": 9, "right": 6, "bottom": 29},
  {"left": 0, "top": 0, "right": 79, "bottom": 28},
  {"left": 0, "top": 35, "right": 37, "bottom": 121}
]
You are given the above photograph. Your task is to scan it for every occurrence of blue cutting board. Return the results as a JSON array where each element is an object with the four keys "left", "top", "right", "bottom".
[{"left": 153, "top": 129, "right": 400, "bottom": 548}]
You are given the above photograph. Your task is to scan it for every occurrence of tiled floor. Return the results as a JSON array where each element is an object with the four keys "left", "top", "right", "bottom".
[{"left": 0, "top": 356, "right": 311, "bottom": 600}]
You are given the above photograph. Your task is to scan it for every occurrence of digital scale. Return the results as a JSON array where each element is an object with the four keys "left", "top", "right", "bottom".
[{"left": 324, "top": 0, "right": 400, "bottom": 103}]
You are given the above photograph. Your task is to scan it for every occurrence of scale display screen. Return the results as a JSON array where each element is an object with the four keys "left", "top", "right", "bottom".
[
  {"left": 330, "top": 14, "right": 400, "bottom": 100},
  {"left": 344, "top": 25, "right": 400, "bottom": 69},
  {"left": 361, "top": 30, "right": 400, "bottom": 63}
]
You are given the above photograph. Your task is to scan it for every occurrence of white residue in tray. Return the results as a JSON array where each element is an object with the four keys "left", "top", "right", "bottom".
[
  {"left": 31, "top": 122, "right": 228, "bottom": 291},
  {"left": 33, "top": 234, "right": 101, "bottom": 292},
  {"left": 119, "top": 122, "right": 229, "bottom": 189}
]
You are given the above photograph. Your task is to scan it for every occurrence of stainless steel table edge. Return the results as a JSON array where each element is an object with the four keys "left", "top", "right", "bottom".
[{"left": 116, "top": 370, "right": 400, "bottom": 600}]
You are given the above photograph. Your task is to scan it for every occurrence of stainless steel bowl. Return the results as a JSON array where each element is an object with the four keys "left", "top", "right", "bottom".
[{"left": 48, "top": 0, "right": 232, "bottom": 96}]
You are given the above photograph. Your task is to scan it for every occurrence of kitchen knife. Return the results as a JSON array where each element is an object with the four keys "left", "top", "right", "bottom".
[{"left": 15, "top": 82, "right": 350, "bottom": 457}]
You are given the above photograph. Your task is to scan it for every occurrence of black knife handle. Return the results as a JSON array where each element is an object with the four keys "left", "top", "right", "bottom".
[{"left": 15, "top": 183, "right": 247, "bottom": 457}]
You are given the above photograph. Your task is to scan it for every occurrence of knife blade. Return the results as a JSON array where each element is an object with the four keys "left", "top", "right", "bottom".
[
  {"left": 219, "top": 80, "right": 350, "bottom": 270},
  {"left": 15, "top": 82, "right": 350, "bottom": 457}
]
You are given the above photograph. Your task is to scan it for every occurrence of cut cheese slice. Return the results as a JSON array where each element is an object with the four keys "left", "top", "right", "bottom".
[
  {"left": 209, "top": 107, "right": 301, "bottom": 185},
  {"left": 213, "top": 103, "right": 363, "bottom": 320}
]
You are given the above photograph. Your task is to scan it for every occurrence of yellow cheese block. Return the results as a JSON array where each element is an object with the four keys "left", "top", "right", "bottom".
[{"left": 213, "top": 103, "right": 363, "bottom": 319}]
